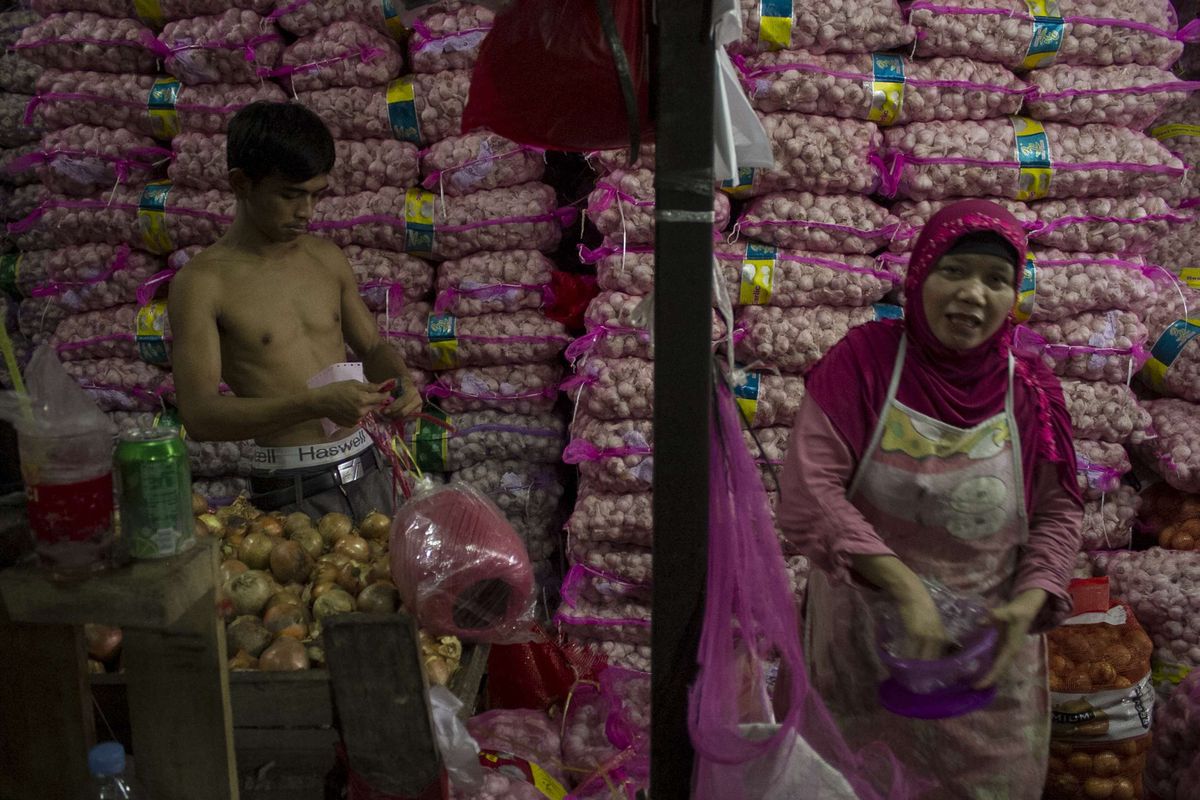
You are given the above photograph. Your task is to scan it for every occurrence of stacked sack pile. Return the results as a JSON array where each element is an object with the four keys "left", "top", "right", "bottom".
[
  {"left": 882, "top": 2, "right": 1199, "bottom": 565},
  {"left": 0, "top": 8, "right": 43, "bottom": 392},
  {"left": 272, "top": 0, "right": 573, "bottom": 593},
  {"left": 557, "top": 145, "right": 726, "bottom": 674},
  {"left": 9, "top": 0, "right": 289, "bottom": 500}
]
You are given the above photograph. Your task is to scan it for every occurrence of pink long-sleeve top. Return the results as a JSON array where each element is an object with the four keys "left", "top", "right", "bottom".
[{"left": 778, "top": 397, "right": 1084, "bottom": 633}]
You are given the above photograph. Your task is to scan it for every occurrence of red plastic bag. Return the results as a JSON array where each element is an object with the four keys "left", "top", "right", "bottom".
[
  {"left": 486, "top": 627, "right": 604, "bottom": 711},
  {"left": 462, "top": 0, "right": 651, "bottom": 152}
]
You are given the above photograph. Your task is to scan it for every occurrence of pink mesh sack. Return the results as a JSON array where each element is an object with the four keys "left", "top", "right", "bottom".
[
  {"left": 728, "top": 0, "right": 914, "bottom": 55},
  {"left": 908, "top": 0, "right": 1190, "bottom": 69},
  {"left": 271, "top": 20, "right": 402, "bottom": 92},
  {"left": 409, "top": 3, "right": 494, "bottom": 75},
  {"left": 389, "top": 481, "right": 536, "bottom": 643},
  {"left": 15, "top": 12, "right": 166, "bottom": 75},
  {"left": 736, "top": 51, "right": 1029, "bottom": 123},
  {"left": 161, "top": 10, "right": 284, "bottom": 85},
  {"left": 690, "top": 381, "right": 921, "bottom": 800}
]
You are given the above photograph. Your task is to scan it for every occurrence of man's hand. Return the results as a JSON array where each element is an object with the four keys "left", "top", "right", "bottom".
[
  {"left": 974, "top": 588, "right": 1047, "bottom": 689},
  {"left": 378, "top": 376, "right": 422, "bottom": 419},
  {"left": 312, "top": 380, "right": 388, "bottom": 428}
]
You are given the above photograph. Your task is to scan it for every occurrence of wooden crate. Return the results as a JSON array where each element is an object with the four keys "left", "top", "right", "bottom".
[{"left": 92, "top": 642, "right": 489, "bottom": 800}]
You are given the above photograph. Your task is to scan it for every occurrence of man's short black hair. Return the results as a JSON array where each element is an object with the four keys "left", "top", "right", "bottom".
[{"left": 226, "top": 101, "right": 335, "bottom": 184}]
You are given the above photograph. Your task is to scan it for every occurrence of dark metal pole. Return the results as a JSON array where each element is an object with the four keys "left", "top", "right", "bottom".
[{"left": 650, "top": 0, "right": 715, "bottom": 795}]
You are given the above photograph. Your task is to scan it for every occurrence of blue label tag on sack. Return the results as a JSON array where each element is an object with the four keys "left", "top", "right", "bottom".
[
  {"left": 733, "top": 370, "right": 761, "bottom": 425},
  {"left": 869, "top": 53, "right": 906, "bottom": 126},
  {"left": 379, "top": 0, "right": 408, "bottom": 39},
  {"left": 147, "top": 78, "right": 181, "bottom": 140},
  {"left": 386, "top": 76, "right": 421, "bottom": 145},
  {"left": 720, "top": 167, "right": 757, "bottom": 198},
  {"left": 138, "top": 180, "right": 174, "bottom": 255},
  {"left": 1014, "top": 253, "right": 1037, "bottom": 323},
  {"left": 1011, "top": 116, "right": 1053, "bottom": 201},
  {"left": 1143, "top": 319, "right": 1200, "bottom": 391},
  {"left": 758, "top": 0, "right": 793, "bottom": 50},
  {"left": 872, "top": 303, "right": 904, "bottom": 321},
  {"left": 1022, "top": 0, "right": 1065, "bottom": 69},
  {"left": 427, "top": 312, "right": 459, "bottom": 370}
]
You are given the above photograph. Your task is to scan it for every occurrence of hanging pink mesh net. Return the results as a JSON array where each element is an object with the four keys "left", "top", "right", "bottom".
[{"left": 688, "top": 382, "right": 930, "bottom": 799}]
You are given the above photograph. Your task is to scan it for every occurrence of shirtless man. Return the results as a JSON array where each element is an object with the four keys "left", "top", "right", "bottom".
[{"left": 169, "top": 102, "right": 422, "bottom": 516}]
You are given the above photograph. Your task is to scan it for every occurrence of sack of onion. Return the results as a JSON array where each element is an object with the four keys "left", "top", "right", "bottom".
[{"left": 1044, "top": 583, "right": 1154, "bottom": 800}]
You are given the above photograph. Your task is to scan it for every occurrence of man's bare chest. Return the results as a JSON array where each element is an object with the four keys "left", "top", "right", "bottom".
[{"left": 216, "top": 271, "right": 343, "bottom": 351}]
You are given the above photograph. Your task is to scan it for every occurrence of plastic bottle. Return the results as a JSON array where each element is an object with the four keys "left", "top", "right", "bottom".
[{"left": 89, "top": 742, "right": 146, "bottom": 799}]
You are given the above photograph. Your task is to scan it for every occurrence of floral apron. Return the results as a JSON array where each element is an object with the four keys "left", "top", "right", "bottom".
[{"left": 805, "top": 335, "right": 1050, "bottom": 799}]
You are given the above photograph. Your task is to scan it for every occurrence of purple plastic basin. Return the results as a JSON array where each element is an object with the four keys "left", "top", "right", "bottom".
[{"left": 877, "top": 624, "right": 1000, "bottom": 696}]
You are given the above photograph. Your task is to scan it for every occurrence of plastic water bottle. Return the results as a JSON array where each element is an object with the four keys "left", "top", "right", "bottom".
[{"left": 89, "top": 742, "right": 146, "bottom": 799}]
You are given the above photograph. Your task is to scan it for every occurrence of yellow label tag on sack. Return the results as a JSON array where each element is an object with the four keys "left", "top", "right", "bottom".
[
  {"left": 147, "top": 78, "right": 181, "bottom": 140},
  {"left": 427, "top": 312, "right": 459, "bottom": 371},
  {"left": 378, "top": 0, "right": 409, "bottom": 40},
  {"left": 1150, "top": 123, "right": 1200, "bottom": 141},
  {"left": 1152, "top": 657, "right": 1192, "bottom": 689},
  {"left": 1179, "top": 267, "right": 1200, "bottom": 289},
  {"left": 733, "top": 370, "right": 761, "bottom": 425},
  {"left": 138, "top": 180, "right": 174, "bottom": 255},
  {"left": 1013, "top": 252, "right": 1037, "bottom": 323},
  {"left": 411, "top": 407, "right": 450, "bottom": 473},
  {"left": 1021, "top": 0, "right": 1064, "bottom": 69},
  {"left": 1142, "top": 318, "right": 1200, "bottom": 392},
  {"left": 739, "top": 243, "right": 777, "bottom": 305},
  {"left": 868, "top": 53, "right": 906, "bottom": 127},
  {"left": 479, "top": 751, "right": 567, "bottom": 800},
  {"left": 136, "top": 300, "right": 170, "bottom": 366},
  {"left": 386, "top": 76, "right": 421, "bottom": 145},
  {"left": 1011, "top": 116, "right": 1053, "bottom": 201},
  {"left": 134, "top": 0, "right": 164, "bottom": 28},
  {"left": 720, "top": 167, "right": 757, "bottom": 198},
  {"left": 758, "top": 0, "right": 793, "bottom": 50},
  {"left": 404, "top": 187, "right": 436, "bottom": 257}
]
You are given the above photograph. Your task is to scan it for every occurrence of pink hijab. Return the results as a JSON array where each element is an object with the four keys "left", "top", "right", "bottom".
[{"left": 804, "top": 200, "right": 1081, "bottom": 512}]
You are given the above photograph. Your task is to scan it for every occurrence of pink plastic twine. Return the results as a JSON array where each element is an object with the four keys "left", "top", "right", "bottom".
[
  {"left": 432, "top": 281, "right": 553, "bottom": 314},
  {"left": 561, "top": 438, "right": 652, "bottom": 464},
  {"left": 27, "top": 244, "right": 132, "bottom": 299}
]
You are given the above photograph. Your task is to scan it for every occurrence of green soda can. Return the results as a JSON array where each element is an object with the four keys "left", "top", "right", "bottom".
[{"left": 115, "top": 428, "right": 194, "bottom": 559}]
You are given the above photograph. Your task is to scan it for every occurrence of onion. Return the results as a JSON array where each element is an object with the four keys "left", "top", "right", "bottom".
[
  {"left": 194, "top": 518, "right": 210, "bottom": 539},
  {"left": 248, "top": 515, "right": 284, "bottom": 538},
  {"left": 263, "top": 603, "right": 309, "bottom": 640},
  {"left": 318, "top": 512, "right": 353, "bottom": 544},
  {"left": 367, "top": 557, "right": 391, "bottom": 584},
  {"left": 318, "top": 552, "right": 352, "bottom": 569},
  {"left": 191, "top": 492, "right": 208, "bottom": 516},
  {"left": 220, "top": 559, "right": 248, "bottom": 585},
  {"left": 269, "top": 540, "right": 313, "bottom": 585},
  {"left": 198, "top": 513, "right": 223, "bottom": 537},
  {"left": 336, "top": 561, "right": 367, "bottom": 595},
  {"left": 334, "top": 535, "right": 370, "bottom": 562},
  {"left": 239, "top": 532, "right": 276, "bottom": 571},
  {"left": 356, "top": 581, "right": 399, "bottom": 614},
  {"left": 265, "top": 587, "right": 303, "bottom": 613},
  {"left": 224, "top": 516, "right": 249, "bottom": 539},
  {"left": 84, "top": 623, "right": 123, "bottom": 663},
  {"left": 359, "top": 511, "right": 391, "bottom": 542},
  {"left": 259, "top": 637, "right": 309, "bottom": 671},
  {"left": 311, "top": 562, "right": 340, "bottom": 585},
  {"left": 307, "top": 580, "right": 340, "bottom": 605},
  {"left": 291, "top": 526, "right": 324, "bottom": 560},
  {"left": 313, "top": 588, "right": 356, "bottom": 621},
  {"left": 285, "top": 511, "right": 314, "bottom": 537},
  {"left": 229, "top": 650, "right": 259, "bottom": 670},
  {"left": 225, "top": 570, "right": 273, "bottom": 617},
  {"left": 226, "top": 615, "right": 273, "bottom": 657},
  {"left": 368, "top": 540, "right": 384, "bottom": 560}
]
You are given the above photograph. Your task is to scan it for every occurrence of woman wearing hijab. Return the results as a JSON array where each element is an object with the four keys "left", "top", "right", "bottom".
[{"left": 778, "top": 200, "right": 1083, "bottom": 797}]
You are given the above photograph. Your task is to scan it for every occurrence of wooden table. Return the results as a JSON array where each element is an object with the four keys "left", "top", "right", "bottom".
[{"left": 0, "top": 539, "right": 237, "bottom": 800}]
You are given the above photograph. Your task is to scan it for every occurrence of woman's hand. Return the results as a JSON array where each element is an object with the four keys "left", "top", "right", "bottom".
[
  {"left": 895, "top": 585, "right": 953, "bottom": 660},
  {"left": 851, "top": 554, "right": 952, "bottom": 659},
  {"left": 974, "top": 588, "right": 1047, "bottom": 689}
]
